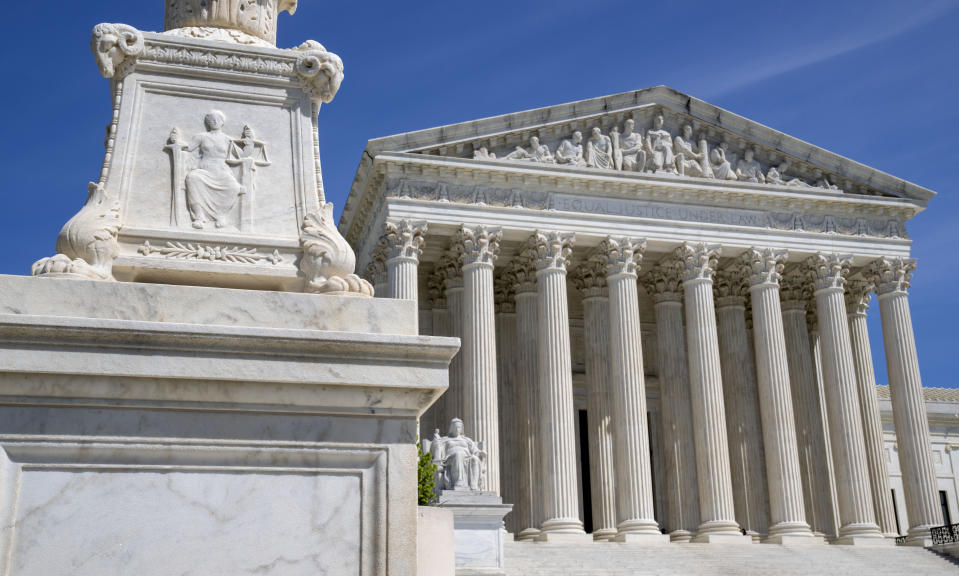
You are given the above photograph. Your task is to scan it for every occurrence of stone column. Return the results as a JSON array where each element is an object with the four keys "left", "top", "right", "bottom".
[
  {"left": 437, "top": 250, "right": 465, "bottom": 426},
  {"left": 644, "top": 263, "right": 700, "bottom": 542},
  {"left": 714, "top": 266, "right": 769, "bottom": 540},
  {"left": 805, "top": 254, "right": 883, "bottom": 544},
  {"left": 780, "top": 271, "right": 838, "bottom": 538},
  {"left": 808, "top": 305, "right": 842, "bottom": 538},
  {"left": 364, "top": 240, "right": 388, "bottom": 298},
  {"left": 512, "top": 258, "right": 542, "bottom": 541},
  {"left": 741, "top": 249, "right": 814, "bottom": 543},
  {"left": 677, "top": 243, "right": 746, "bottom": 543},
  {"left": 601, "top": 238, "right": 664, "bottom": 542},
  {"left": 384, "top": 220, "right": 427, "bottom": 301},
  {"left": 573, "top": 260, "right": 618, "bottom": 541},
  {"left": 495, "top": 271, "right": 520, "bottom": 533},
  {"left": 458, "top": 225, "right": 503, "bottom": 495},
  {"left": 529, "top": 231, "right": 589, "bottom": 540},
  {"left": 869, "top": 257, "right": 942, "bottom": 544},
  {"left": 649, "top": 404, "right": 669, "bottom": 530},
  {"left": 421, "top": 271, "right": 450, "bottom": 440},
  {"left": 845, "top": 279, "right": 899, "bottom": 537}
]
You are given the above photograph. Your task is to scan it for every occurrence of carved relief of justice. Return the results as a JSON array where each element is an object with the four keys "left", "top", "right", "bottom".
[{"left": 166, "top": 110, "right": 271, "bottom": 232}]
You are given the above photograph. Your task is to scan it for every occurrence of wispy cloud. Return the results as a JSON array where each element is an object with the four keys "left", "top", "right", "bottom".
[{"left": 704, "top": 1, "right": 958, "bottom": 97}]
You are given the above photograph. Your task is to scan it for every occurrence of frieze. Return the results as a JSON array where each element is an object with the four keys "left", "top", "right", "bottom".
[
  {"left": 382, "top": 178, "right": 907, "bottom": 240},
  {"left": 141, "top": 41, "right": 297, "bottom": 77}
]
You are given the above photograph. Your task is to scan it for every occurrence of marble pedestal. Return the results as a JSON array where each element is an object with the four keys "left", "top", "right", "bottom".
[
  {"left": 436, "top": 490, "right": 513, "bottom": 576},
  {"left": 0, "top": 275, "right": 458, "bottom": 576}
]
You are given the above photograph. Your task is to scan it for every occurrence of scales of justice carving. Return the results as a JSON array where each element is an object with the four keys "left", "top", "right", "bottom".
[
  {"left": 423, "top": 418, "right": 489, "bottom": 493},
  {"left": 166, "top": 111, "right": 271, "bottom": 232},
  {"left": 471, "top": 112, "right": 849, "bottom": 192}
]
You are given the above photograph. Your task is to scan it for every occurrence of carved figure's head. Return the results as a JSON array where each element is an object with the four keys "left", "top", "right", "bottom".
[
  {"left": 529, "top": 136, "right": 540, "bottom": 148},
  {"left": 204, "top": 110, "right": 227, "bottom": 131},
  {"left": 572, "top": 131, "right": 583, "bottom": 144},
  {"left": 624, "top": 119, "right": 635, "bottom": 134},
  {"left": 682, "top": 124, "right": 693, "bottom": 139},
  {"left": 653, "top": 114, "right": 664, "bottom": 130},
  {"left": 449, "top": 418, "right": 464, "bottom": 438},
  {"left": 744, "top": 148, "right": 754, "bottom": 162},
  {"left": 591, "top": 127, "right": 602, "bottom": 139}
]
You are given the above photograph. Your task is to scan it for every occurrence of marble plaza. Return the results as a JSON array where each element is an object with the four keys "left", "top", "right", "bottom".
[{"left": 339, "top": 86, "right": 946, "bottom": 550}]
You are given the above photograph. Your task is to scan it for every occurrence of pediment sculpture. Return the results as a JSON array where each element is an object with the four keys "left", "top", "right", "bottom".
[
  {"left": 467, "top": 110, "right": 849, "bottom": 192},
  {"left": 424, "top": 418, "right": 488, "bottom": 492}
]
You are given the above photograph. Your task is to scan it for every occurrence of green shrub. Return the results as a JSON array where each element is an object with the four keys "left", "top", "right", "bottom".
[{"left": 417, "top": 447, "right": 437, "bottom": 505}]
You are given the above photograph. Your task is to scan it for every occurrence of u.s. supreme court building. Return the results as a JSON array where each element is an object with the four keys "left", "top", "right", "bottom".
[{"left": 337, "top": 86, "right": 945, "bottom": 547}]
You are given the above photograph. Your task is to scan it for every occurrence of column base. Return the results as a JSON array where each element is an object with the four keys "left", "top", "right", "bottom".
[
  {"left": 831, "top": 535, "right": 894, "bottom": 546},
  {"left": 612, "top": 532, "right": 671, "bottom": 544},
  {"left": 515, "top": 528, "right": 541, "bottom": 542},
  {"left": 668, "top": 530, "right": 694, "bottom": 543},
  {"left": 899, "top": 536, "right": 933, "bottom": 547},
  {"left": 592, "top": 528, "right": 617, "bottom": 541},
  {"left": 535, "top": 532, "right": 594, "bottom": 544},
  {"left": 764, "top": 534, "right": 825, "bottom": 545},
  {"left": 690, "top": 534, "right": 753, "bottom": 544}
]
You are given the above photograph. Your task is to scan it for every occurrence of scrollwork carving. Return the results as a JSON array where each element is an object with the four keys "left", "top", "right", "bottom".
[
  {"left": 868, "top": 257, "right": 916, "bottom": 296},
  {"left": 91, "top": 23, "right": 144, "bottom": 79},
  {"left": 526, "top": 231, "right": 575, "bottom": 272},
  {"left": 457, "top": 225, "right": 502, "bottom": 267},
  {"left": 845, "top": 279, "right": 874, "bottom": 315},
  {"left": 32, "top": 183, "right": 122, "bottom": 281},
  {"left": 299, "top": 203, "right": 373, "bottom": 297},
  {"left": 600, "top": 236, "right": 646, "bottom": 278},
  {"left": 573, "top": 258, "right": 609, "bottom": 299},
  {"left": 740, "top": 247, "right": 787, "bottom": 287},
  {"left": 642, "top": 261, "right": 685, "bottom": 304},
  {"left": 293, "top": 41, "right": 344, "bottom": 104},
  {"left": 805, "top": 253, "right": 852, "bottom": 292},
  {"left": 383, "top": 220, "right": 427, "bottom": 263},
  {"left": 674, "top": 242, "right": 720, "bottom": 282}
]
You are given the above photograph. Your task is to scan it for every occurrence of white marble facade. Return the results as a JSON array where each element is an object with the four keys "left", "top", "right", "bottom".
[{"left": 339, "top": 86, "right": 944, "bottom": 547}]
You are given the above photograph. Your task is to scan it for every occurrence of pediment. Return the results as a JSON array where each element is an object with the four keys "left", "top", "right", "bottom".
[{"left": 364, "top": 86, "right": 932, "bottom": 204}]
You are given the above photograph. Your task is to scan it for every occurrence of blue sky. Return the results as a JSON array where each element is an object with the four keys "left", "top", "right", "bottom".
[{"left": 2, "top": 1, "right": 957, "bottom": 387}]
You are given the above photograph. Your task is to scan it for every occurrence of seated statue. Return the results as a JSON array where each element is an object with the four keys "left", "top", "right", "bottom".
[
  {"left": 645, "top": 114, "right": 676, "bottom": 173},
  {"left": 184, "top": 110, "right": 245, "bottom": 229},
  {"left": 812, "top": 169, "right": 840, "bottom": 190},
  {"left": 673, "top": 124, "right": 709, "bottom": 177},
  {"left": 428, "top": 418, "right": 487, "bottom": 491},
  {"left": 555, "top": 131, "right": 587, "bottom": 166},
  {"left": 736, "top": 148, "right": 766, "bottom": 183},
  {"left": 767, "top": 160, "right": 809, "bottom": 187},
  {"left": 618, "top": 119, "right": 647, "bottom": 172},
  {"left": 710, "top": 147, "right": 738, "bottom": 180},
  {"left": 585, "top": 127, "right": 613, "bottom": 170},
  {"left": 473, "top": 146, "right": 497, "bottom": 161},
  {"left": 504, "top": 136, "right": 554, "bottom": 163}
]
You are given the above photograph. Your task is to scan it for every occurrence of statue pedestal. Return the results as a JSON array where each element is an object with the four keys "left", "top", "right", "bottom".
[{"left": 436, "top": 490, "right": 513, "bottom": 576}]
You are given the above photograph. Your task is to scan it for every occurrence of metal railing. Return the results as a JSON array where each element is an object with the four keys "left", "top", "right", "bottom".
[{"left": 931, "top": 523, "right": 959, "bottom": 546}]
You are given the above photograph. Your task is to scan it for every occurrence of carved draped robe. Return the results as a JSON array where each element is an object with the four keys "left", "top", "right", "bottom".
[
  {"left": 437, "top": 435, "right": 483, "bottom": 490},
  {"left": 585, "top": 135, "right": 613, "bottom": 170},
  {"left": 185, "top": 131, "right": 244, "bottom": 226}
]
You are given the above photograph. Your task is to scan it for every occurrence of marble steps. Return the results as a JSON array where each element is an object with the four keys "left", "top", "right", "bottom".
[{"left": 503, "top": 540, "right": 957, "bottom": 576}]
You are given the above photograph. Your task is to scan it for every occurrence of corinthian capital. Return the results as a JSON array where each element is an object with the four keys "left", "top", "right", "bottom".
[
  {"left": 436, "top": 245, "right": 465, "bottom": 290},
  {"left": 713, "top": 266, "right": 749, "bottom": 306},
  {"left": 383, "top": 220, "right": 427, "bottom": 262},
  {"left": 740, "top": 247, "right": 788, "bottom": 287},
  {"left": 573, "top": 258, "right": 609, "bottom": 299},
  {"left": 457, "top": 225, "right": 502, "bottom": 267},
  {"left": 526, "top": 231, "right": 575, "bottom": 272},
  {"left": 805, "top": 253, "right": 851, "bottom": 292},
  {"left": 642, "top": 260, "right": 685, "bottom": 304},
  {"left": 674, "top": 243, "right": 721, "bottom": 282},
  {"left": 507, "top": 255, "right": 538, "bottom": 295},
  {"left": 779, "top": 269, "right": 810, "bottom": 311},
  {"left": 845, "top": 279, "right": 874, "bottom": 315},
  {"left": 600, "top": 237, "right": 646, "bottom": 278},
  {"left": 494, "top": 269, "right": 516, "bottom": 313},
  {"left": 868, "top": 257, "right": 916, "bottom": 296}
]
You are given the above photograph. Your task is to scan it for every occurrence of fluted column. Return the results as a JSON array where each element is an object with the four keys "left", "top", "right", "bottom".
[
  {"left": 438, "top": 250, "right": 465, "bottom": 426},
  {"left": 458, "top": 225, "right": 503, "bottom": 494},
  {"left": 384, "top": 220, "right": 427, "bottom": 301},
  {"left": 421, "top": 271, "right": 450, "bottom": 440},
  {"left": 780, "top": 272, "right": 838, "bottom": 538},
  {"left": 741, "top": 249, "right": 814, "bottom": 542},
  {"left": 806, "top": 254, "right": 883, "bottom": 544},
  {"left": 845, "top": 280, "right": 899, "bottom": 537},
  {"left": 869, "top": 257, "right": 942, "bottom": 544},
  {"left": 512, "top": 259, "right": 542, "bottom": 541},
  {"left": 495, "top": 272, "right": 520, "bottom": 533},
  {"left": 601, "top": 238, "right": 664, "bottom": 541},
  {"left": 677, "top": 243, "right": 745, "bottom": 543},
  {"left": 714, "top": 266, "right": 768, "bottom": 539},
  {"left": 529, "top": 231, "right": 588, "bottom": 540},
  {"left": 645, "top": 263, "right": 700, "bottom": 542},
  {"left": 574, "top": 260, "right": 618, "bottom": 540}
]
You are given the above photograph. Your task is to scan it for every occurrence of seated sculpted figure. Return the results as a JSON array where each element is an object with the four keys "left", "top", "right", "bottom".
[
  {"left": 473, "top": 146, "right": 497, "bottom": 161},
  {"left": 430, "top": 418, "right": 487, "bottom": 491},
  {"left": 673, "top": 124, "right": 709, "bottom": 177},
  {"left": 504, "top": 136, "right": 554, "bottom": 163},
  {"left": 555, "top": 131, "right": 587, "bottom": 166},
  {"left": 736, "top": 148, "right": 766, "bottom": 183},
  {"left": 618, "top": 119, "right": 647, "bottom": 172},
  {"left": 645, "top": 114, "right": 676, "bottom": 173},
  {"left": 184, "top": 110, "right": 244, "bottom": 229},
  {"left": 710, "top": 147, "right": 738, "bottom": 180},
  {"left": 585, "top": 127, "right": 613, "bottom": 170}
]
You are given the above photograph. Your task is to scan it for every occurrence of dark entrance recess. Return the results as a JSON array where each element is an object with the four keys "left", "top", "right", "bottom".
[
  {"left": 941, "top": 490, "right": 952, "bottom": 526},
  {"left": 578, "top": 409, "right": 593, "bottom": 534}
]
